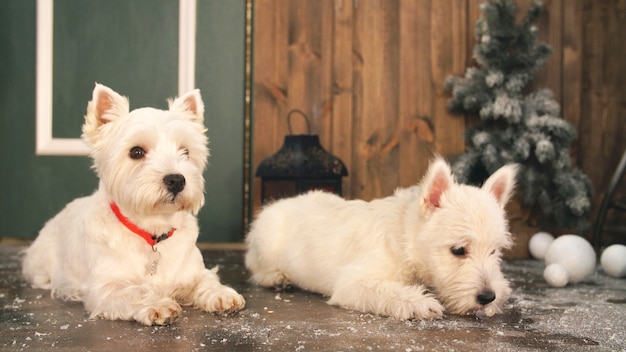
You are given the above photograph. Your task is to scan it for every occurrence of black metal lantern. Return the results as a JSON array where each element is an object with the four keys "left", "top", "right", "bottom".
[{"left": 256, "top": 110, "right": 348, "bottom": 203}]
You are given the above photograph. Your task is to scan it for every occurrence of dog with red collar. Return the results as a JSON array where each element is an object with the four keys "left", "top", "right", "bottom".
[{"left": 22, "top": 83, "right": 245, "bottom": 325}]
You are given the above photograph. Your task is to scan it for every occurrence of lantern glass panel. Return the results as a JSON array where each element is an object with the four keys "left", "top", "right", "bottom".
[{"left": 262, "top": 179, "right": 297, "bottom": 203}]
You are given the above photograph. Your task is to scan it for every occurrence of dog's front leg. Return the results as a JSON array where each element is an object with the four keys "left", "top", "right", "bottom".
[
  {"left": 83, "top": 281, "right": 182, "bottom": 326},
  {"left": 328, "top": 277, "right": 444, "bottom": 320},
  {"left": 177, "top": 267, "right": 245, "bottom": 315}
]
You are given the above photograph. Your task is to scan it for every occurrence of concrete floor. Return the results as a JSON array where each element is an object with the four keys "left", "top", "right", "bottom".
[{"left": 0, "top": 243, "right": 624, "bottom": 351}]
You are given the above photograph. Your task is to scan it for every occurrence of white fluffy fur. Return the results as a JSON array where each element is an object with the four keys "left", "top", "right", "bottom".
[
  {"left": 22, "top": 83, "right": 245, "bottom": 325},
  {"left": 245, "top": 158, "right": 517, "bottom": 320}
]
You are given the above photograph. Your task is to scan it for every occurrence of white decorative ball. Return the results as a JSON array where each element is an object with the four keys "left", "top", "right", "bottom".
[
  {"left": 543, "top": 263, "right": 569, "bottom": 287},
  {"left": 600, "top": 244, "right": 626, "bottom": 278},
  {"left": 544, "top": 234, "right": 596, "bottom": 283},
  {"left": 529, "top": 231, "right": 554, "bottom": 259}
]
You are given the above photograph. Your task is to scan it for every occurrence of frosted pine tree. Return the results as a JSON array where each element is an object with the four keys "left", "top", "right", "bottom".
[{"left": 445, "top": 0, "right": 592, "bottom": 231}]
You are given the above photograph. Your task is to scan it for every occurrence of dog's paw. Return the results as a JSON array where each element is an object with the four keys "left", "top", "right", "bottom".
[
  {"left": 251, "top": 270, "right": 291, "bottom": 289},
  {"left": 409, "top": 295, "right": 445, "bottom": 320},
  {"left": 389, "top": 293, "right": 445, "bottom": 320},
  {"left": 201, "top": 286, "right": 246, "bottom": 315},
  {"left": 134, "top": 300, "right": 182, "bottom": 326}
]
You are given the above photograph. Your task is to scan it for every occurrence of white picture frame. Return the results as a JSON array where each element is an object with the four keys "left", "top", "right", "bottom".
[{"left": 35, "top": 0, "right": 197, "bottom": 156}]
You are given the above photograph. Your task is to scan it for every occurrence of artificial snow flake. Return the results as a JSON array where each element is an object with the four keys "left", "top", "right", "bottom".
[
  {"left": 535, "top": 139, "right": 555, "bottom": 163},
  {"left": 479, "top": 105, "right": 493, "bottom": 119},
  {"left": 564, "top": 183, "right": 591, "bottom": 215},
  {"left": 505, "top": 76, "right": 525, "bottom": 92},
  {"left": 465, "top": 67, "right": 480, "bottom": 80},
  {"left": 492, "top": 94, "right": 522, "bottom": 122},
  {"left": 514, "top": 138, "right": 531, "bottom": 159},
  {"left": 485, "top": 71, "right": 503, "bottom": 87},
  {"left": 472, "top": 131, "right": 490, "bottom": 147}
]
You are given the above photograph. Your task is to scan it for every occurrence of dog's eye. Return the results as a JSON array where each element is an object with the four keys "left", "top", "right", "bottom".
[
  {"left": 451, "top": 246, "right": 466, "bottom": 257},
  {"left": 181, "top": 148, "right": 189, "bottom": 157},
  {"left": 129, "top": 146, "right": 146, "bottom": 160}
]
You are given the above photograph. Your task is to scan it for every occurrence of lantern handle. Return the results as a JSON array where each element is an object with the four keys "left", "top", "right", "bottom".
[{"left": 287, "top": 109, "right": 311, "bottom": 135}]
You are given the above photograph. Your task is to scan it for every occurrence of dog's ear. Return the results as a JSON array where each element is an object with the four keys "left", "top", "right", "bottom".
[
  {"left": 169, "top": 89, "right": 204, "bottom": 124},
  {"left": 87, "top": 83, "right": 130, "bottom": 125},
  {"left": 83, "top": 83, "right": 130, "bottom": 145},
  {"left": 482, "top": 164, "right": 517, "bottom": 208},
  {"left": 421, "top": 158, "right": 453, "bottom": 211}
]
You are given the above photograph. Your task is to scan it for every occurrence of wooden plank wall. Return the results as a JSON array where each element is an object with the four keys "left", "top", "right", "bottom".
[
  {"left": 251, "top": 0, "right": 626, "bottom": 241},
  {"left": 580, "top": 1, "right": 626, "bottom": 203}
]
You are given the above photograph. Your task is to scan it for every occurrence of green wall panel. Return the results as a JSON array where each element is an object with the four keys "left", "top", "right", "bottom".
[{"left": 196, "top": 0, "right": 246, "bottom": 242}]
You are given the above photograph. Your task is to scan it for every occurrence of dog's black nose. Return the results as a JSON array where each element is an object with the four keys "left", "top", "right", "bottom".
[
  {"left": 163, "top": 174, "right": 186, "bottom": 195},
  {"left": 477, "top": 290, "right": 496, "bottom": 305}
]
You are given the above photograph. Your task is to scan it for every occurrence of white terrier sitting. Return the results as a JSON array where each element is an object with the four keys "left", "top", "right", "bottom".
[
  {"left": 245, "top": 158, "right": 516, "bottom": 319},
  {"left": 22, "top": 84, "right": 245, "bottom": 325}
]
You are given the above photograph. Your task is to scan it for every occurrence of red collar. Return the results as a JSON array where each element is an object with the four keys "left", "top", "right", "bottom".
[{"left": 109, "top": 202, "right": 175, "bottom": 247}]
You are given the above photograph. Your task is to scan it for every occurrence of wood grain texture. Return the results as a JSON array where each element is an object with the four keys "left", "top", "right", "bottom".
[
  {"left": 561, "top": 0, "right": 583, "bottom": 164},
  {"left": 331, "top": 0, "right": 355, "bottom": 197},
  {"left": 580, "top": 0, "right": 626, "bottom": 211}
]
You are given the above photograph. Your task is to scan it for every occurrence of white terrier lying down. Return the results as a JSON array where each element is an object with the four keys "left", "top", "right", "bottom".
[
  {"left": 22, "top": 84, "right": 245, "bottom": 325},
  {"left": 246, "top": 158, "right": 516, "bottom": 319}
]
